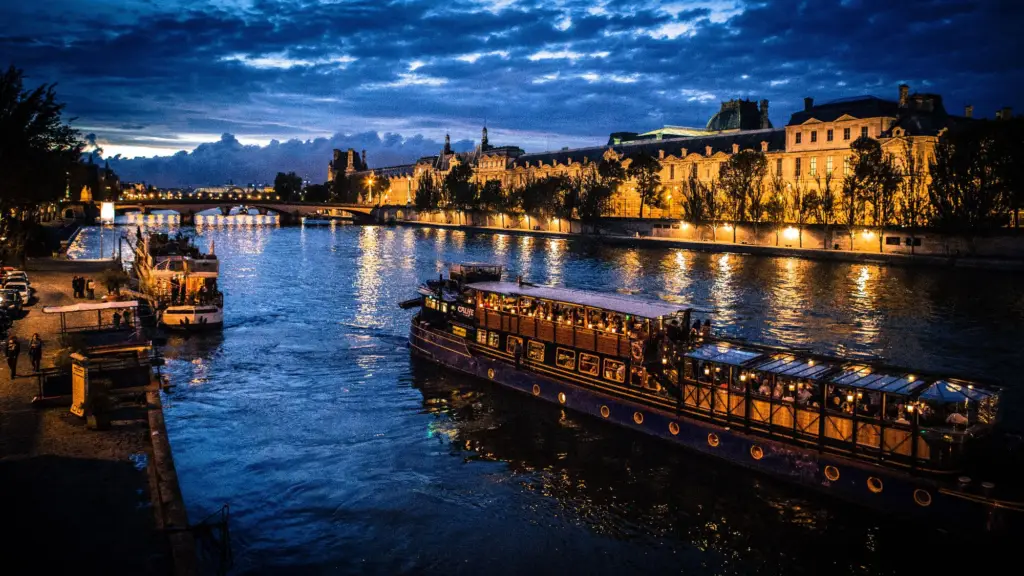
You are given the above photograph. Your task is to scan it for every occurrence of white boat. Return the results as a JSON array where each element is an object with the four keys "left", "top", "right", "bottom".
[
  {"left": 301, "top": 216, "right": 336, "bottom": 226},
  {"left": 132, "top": 231, "right": 224, "bottom": 331}
]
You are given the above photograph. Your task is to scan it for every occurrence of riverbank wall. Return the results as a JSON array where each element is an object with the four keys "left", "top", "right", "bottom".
[
  {"left": 0, "top": 258, "right": 196, "bottom": 574},
  {"left": 380, "top": 208, "right": 1024, "bottom": 271}
]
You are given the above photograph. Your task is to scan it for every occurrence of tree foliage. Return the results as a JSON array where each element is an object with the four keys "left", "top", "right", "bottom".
[
  {"left": 442, "top": 161, "right": 477, "bottom": 210},
  {"left": 720, "top": 150, "right": 767, "bottom": 242},
  {"left": 274, "top": 171, "right": 303, "bottom": 201},
  {"left": 414, "top": 169, "right": 440, "bottom": 209},
  {"left": 478, "top": 179, "right": 504, "bottom": 212},
  {"left": 928, "top": 126, "right": 1007, "bottom": 233},
  {"left": 303, "top": 182, "right": 330, "bottom": 203},
  {"left": 626, "top": 152, "right": 663, "bottom": 218}
]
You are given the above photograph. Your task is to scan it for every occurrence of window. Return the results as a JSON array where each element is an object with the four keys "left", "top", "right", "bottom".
[
  {"left": 487, "top": 331, "right": 500, "bottom": 348},
  {"left": 556, "top": 348, "right": 576, "bottom": 370},
  {"left": 579, "top": 353, "right": 600, "bottom": 376},
  {"left": 810, "top": 131, "right": 818, "bottom": 143},
  {"left": 477, "top": 329, "right": 488, "bottom": 344},
  {"left": 861, "top": 126, "right": 868, "bottom": 139},
  {"left": 690, "top": 163, "right": 698, "bottom": 178},
  {"left": 669, "top": 165, "right": 675, "bottom": 180},
  {"left": 527, "top": 341, "right": 545, "bottom": 362},
  {"left": 843, "top": 127, "right": 851, "bottom": 140},
  {"left": 776, "top": 158, "right": 783, "bottom": 175},
  {"left": 905, "top": 237, "right": 922, "bottom": 247},
  {"left": 826, "top": 156, "right": 833, "bottom": 174},
  {"left": 604, "top": 359, "right": 626, "bottom": 383},
  {"left": 809, "top": 157, "right": 817, "bottom": 176},
  {"left": 843, "top": 156, "right": 851, "bottom": 175},
  {"left": 794, "top": 158, "right": 802, "bottom": 176},
  {"left": 885, "top": 237, "right": 901, "bottom": 246},
  {"left": 795, "top": 132, "right": 802, "bottom": 144},
  {"left": 505, "top": 336, "right": 523, "bottom": 355},
  {"left": 827, "top": 129, "right": 834, "bottom": 142}
]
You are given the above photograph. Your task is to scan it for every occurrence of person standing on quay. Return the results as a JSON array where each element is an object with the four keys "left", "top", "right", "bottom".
[
  {"left": 28, "top": 333, "right": 42, "bottom": 373},
  {"left": 6, "top": 336, "right": 21, "bottom": 378},
  {"left": 86, "top": 278, "right": 96, "bottom": 299}
]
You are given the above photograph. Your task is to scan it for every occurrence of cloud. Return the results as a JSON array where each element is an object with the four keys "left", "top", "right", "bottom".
[{"left": 0, "top": 0, "right": 1019, "bottom": 187}]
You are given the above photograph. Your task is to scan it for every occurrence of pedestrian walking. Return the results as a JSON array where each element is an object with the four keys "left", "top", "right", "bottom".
[
  {"left": 6, "top": 336, "right": 21, "bottom": 378},
  {"left": 28, "top": 333, "right": 42, "bottom": 373}
]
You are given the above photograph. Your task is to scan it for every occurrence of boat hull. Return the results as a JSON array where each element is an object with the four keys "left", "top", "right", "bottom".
[
  {"left": 410, "top": 320, "right": 1017, "bottom": 532},
  {"left": 160, "top": 306, "right": 223, "bottom": 331}
]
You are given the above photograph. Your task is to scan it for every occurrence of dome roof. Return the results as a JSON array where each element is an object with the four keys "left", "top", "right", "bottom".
[{"left": 706, "top": 99, "right": 768, "bottom": 132}]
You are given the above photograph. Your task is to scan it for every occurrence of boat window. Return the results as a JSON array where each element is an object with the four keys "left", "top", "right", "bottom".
[
  {"left": 519, "top": 297, "right": 535, "bottom": 316},
  {"left": 506, "top": 336, "right": 523, "bottom": 355},
  {"left": 477, "top": 329, "right": 488, "bottom": 345},
  {"left": 527, "top": 341, "right": 545, "bottom": 362},
  {"left": 826, "top": 385, "right": 856, "bottom": 415},
  {"left": 441, "top": 302, "right": 449, "bottom": 313},
  {"left": 453, "top": 325, "right": 468, "bottom": 338},
  {"left": 487, "top": 331, "right": 500, "bottom": 348},
  {"left": 556, "top": 348, "right": 576, "bottom": 370},
  {"left": 579, "top": 353, "right": 599, "bottom": 376},
  {"left": 502, "top": 295, "right": 517, "bottom": 313},
  {"left": 603, "top": 359, "right": 626, "bottom": 383}
]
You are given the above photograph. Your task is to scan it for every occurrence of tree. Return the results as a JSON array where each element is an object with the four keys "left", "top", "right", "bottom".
[
  {"left": 837, "top": 172, "right": 862, "bottom": 250},
  {"left": 626, "top": 152, "right": 663, "bottom": 218},
  {"left": 679, "top": 175, "right": 707, "bottom": 227},
  {"left": 274, "top": 171, "right": 303, "bottom": 201},
  {"left": 478, "top": 179, "right": 504, "bottom": 212},
  {"left": 849, "top": 137, "right": 900, "bottom": 251},
  {"left": 928, "top": 127, "right": 1006, "bottom": 234},
  {"left": 303, "top": 183, "right": 330, "bottom": 203},
  {"left": 704, "top": 178, "right": 724, "bottom": 241},
  {"left": 356, "top": 172, "right": 388, "bottom": 205},
  {"left": 810, "top": 171, "right": 838, "bottom": 249},
  {"left": 414, "top": 169, "right": 440, "bottom": 210},
  {"left": 897, "top": 139, "right": 928, "bottom": 253},
  {"left": 553, "top": 174, "right": 580, "bottom": 232},
  {"left": 0, "top": 65, "right": 83, "bottom": 258},
  {"left": 442, "top": 161, "right": 477, "bottom": 223},
  {"left": 790, "top": 178, "right": 811, "bottom": 248},
  {"left": 720, "top": 150, "right": 768, "bottom": 243},
  {"left": 577, "top": 165, "right": 615, "bottom": 226},
  {"left": 331, "top": 173, "right": 356, "bottom": 203},
  {"left": 765, "top": 173, "right": 788, "bottom": 246},
  {"left": 520, "top": 175, "right": 563, "bottom": 229}
]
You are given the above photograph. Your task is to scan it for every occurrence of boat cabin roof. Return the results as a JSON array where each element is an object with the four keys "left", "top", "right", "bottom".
[
  {"left": 752, "top": 353, "right": 835, "bottom": 381},
  {"left": 685, "top": 343, "right": 764, "bottom": 367},
  {"left": 828, "top": 364, "right": 927, "bottom": 396},
  {"left": 467, "top": 281, "right": 687, "bottom": 319},
  {"left": 918, "top": 379, "right": 996, "bottom": 403}
]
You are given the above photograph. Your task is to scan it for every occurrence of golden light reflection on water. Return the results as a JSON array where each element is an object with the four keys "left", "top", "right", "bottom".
[
  {"left": 517, "top": 235, "right": 535, "bottom": 279},
  {"left": 766, "top": 257, "right": 809, "bottom": 344},
  {"left": 613, "top": 249, "right": 643, "bottom": 294},
  {"left": 545, "top": 239, "right": 565, "bottom": 285},
  {"left": 492, "top": 234, "right": 509, "bottom": 258},
  {"left": 848, "top": 265, "right": 881, "bottom": 345},
  {"left": 355, "top": 227, "right": 385, "bottom": 328},
  {"left": 660, "top": 249, "right": 692, "bottom": 303},
  {"left": 709, "top": 253, "right": 738, "bottom": 326}
]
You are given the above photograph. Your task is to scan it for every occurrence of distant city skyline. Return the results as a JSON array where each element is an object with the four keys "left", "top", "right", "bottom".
[{"left": 2, "top": 0, "right": 1021, "bottom": 186}]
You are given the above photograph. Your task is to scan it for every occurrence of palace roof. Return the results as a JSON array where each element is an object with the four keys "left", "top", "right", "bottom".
[
  {"left": 787, "top": 96, "right": 901, "bottom": 125},
  {"left": 514, "top": 128, "right": 785, "bottom": 168}
]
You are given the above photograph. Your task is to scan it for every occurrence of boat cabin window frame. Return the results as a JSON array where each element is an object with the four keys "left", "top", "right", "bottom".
[
  {"left": 505, "top": 336, "right": 523, "bottom": 356},
  {"left": 527, "top": 340, "right": 545, "bottom": 362},
  {"left": 579, "top": 353, "right": 600, "bottom": 376},
  {"left": 487, "top": 331, "right": 500, "bottom": 348},
  {"left": 603, "top": 358, "right": 626, "bottom": 383},
  {"left": 556, "top": 348, "right": 576, "bottom": 370},
  {"left": 476, "top": 329, "right": 488, "bottom": 345}
]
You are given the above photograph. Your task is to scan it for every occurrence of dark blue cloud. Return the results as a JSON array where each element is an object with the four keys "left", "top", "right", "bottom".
[{"left": 1, "top": 0, "right": 1021, "bottom": 186}]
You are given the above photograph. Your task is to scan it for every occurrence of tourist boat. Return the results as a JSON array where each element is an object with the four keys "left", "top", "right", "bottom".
[
  {"left": 301, "top": 216, "right": 335, "bottom": 226},
  {"left": 132, "top": 231, "right": 224, "bottom": 331},
  {"left": 405, "top": 263, "right": 1024, "bottom": 532}
]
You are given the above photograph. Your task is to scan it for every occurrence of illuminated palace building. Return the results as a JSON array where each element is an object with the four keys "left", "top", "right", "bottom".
[{"left": 341, "top": 84, "right": 1008, "bottom": 219}]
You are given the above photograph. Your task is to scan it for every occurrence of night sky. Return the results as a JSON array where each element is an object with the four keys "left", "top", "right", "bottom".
[{"left": 2, "top": 0, "right": 1021, "bottom": 186}]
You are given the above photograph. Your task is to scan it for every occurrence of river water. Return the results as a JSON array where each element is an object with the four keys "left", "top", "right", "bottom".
[{"left": 71, "top": 217, "right": 1022, "bottom": 575}]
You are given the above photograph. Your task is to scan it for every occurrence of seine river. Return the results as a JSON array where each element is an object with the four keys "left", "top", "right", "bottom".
[{"left": 71, "top": 217, "right": 1021, "bottom": 575}]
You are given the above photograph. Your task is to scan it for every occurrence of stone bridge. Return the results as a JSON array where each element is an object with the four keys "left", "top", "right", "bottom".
[{"left": 108, "top": 201, "right": 413, "bottom": 225}]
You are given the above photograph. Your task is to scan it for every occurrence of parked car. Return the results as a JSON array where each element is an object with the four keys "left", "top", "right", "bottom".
[
  {"left": 3, "top": 271, "right": 28, "bottom": 286},
  {"left": 4, "top": 281, "right": 31, "bottom": 306},
  {"left": 0, "top": 289, "right": 22, "bottom": 312}
]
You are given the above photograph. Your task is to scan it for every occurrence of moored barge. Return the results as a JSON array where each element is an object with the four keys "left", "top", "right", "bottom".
[
  {"left": 406, "top": 263, "right": 1024, "bottom": 531},
  {"left": 132, "top": 230, "right": 224, "bottom": 330}
]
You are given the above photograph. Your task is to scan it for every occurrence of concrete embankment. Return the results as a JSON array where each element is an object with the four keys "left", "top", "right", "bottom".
[
  {"left": 0, "top": 258, "right": 195, "bottom": 575},
  {"left": 391, "top": 219, "right": 1024, "bottom": 271}
]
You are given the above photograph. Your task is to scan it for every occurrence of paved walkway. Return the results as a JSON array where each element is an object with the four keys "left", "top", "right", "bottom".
[{"left": 0, "top": 259, "right": 169, "bottom": 574}]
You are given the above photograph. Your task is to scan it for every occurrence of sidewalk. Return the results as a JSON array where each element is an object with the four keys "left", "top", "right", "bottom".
[{"left": 0, "top": 259, "right": 171, "bottom": 573}]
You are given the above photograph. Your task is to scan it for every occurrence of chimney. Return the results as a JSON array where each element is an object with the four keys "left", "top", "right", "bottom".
[
  {"left": 731, "top": 143, "right": 739, "bottom": 154},
  {"left": 361, "top": 149, "right": 366, "bottom": 167},
  {"left": 964, "top": 105, "right": 973, "bottom": 118},
  {"left": 899, "top": 84, "right": 910, "bottom": 108},
  {"left": 705, "top": 145, "right": 712, "bottom": 156},
  {"left": 803, "top": 97, "right": 814, "bottom": 111},
  {"left": 567, "top": 156, "right": 573, "bottom": 164},
  {"left": 760, "top": 141, "right": 769, "bottom": 152},
  {"left": 680, "top": 147, "right": 687, "bottom": 157},
  {"left": 1002, "top": 107, "right": 1013, "bottom": 120},
  {"left": 443, "top": 133, "right": 452, "bottom": 155},
  {"left": 759, "top": 99, "right": 770, "bottom": 129},
  {"left": 658, "top": 149, "right": 665, "bottom": 159}
]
